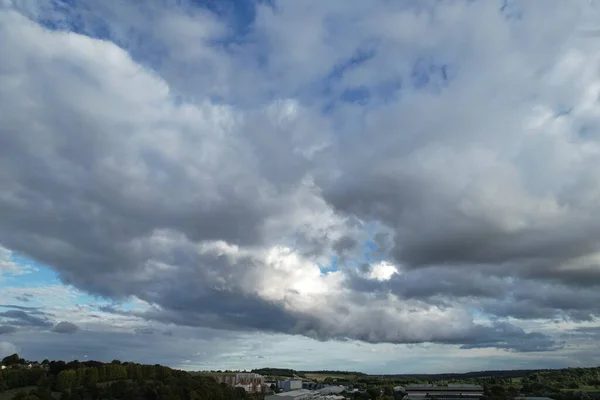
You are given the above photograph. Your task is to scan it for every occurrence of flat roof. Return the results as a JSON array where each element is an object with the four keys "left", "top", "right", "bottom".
[
  {"left": 274, "top": 389, "right": 317, "bottom": 397},
  {"left": 515, "top": 398, "right": 554, "bottom": 400},
  {"left": 406, "top": 385, "right": 483, "bottom": 392}
]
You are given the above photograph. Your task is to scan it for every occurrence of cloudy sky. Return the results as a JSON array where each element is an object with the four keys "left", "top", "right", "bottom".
[{"left": 2, "top": 0, "right": 600, "bottom": 374}]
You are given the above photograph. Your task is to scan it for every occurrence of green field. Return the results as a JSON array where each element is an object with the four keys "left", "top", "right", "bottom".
[{"left": 560, "top": 386, "right": 600, "bottom": 393}]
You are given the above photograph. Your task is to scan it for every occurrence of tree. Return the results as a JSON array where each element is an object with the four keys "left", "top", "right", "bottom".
[
  {"left": 12, "top": 392, "right": 40, "bottom": 400},
  {"left": 235, "top": 386, "right": 247, "bottom": 399},
  {"left": 56, "top": 370, "right": 76, "bottom": 391},
  {"left": 366, "top": 387, "right": 380, "bottom": 400},
  {"left": 84, "top": 368, "right": 98, "bottom": 388},
  {"left": 2, "top": 353, "right": 20, "bottom": 366},
  {"left": 36, "top": 372, "right": 50, "bottom": 389},
  {"left": 489, "top": 385, "right": 505, "bottom": 397}
]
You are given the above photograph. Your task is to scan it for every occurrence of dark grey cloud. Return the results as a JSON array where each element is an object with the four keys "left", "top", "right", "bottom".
[
  {"left": 347, "top": 267, "right": 508, "bottom": 301},
  {"left": 332, "top": 236, "right": 357, "bottom": 256},
  {"left": 455, "top": 323, "right": 563, "bottom": 353},
  {"left": 322, "top": 172, "right": 600, "bottom": 287},
  {"left": 0, "top": 310, "right": 53, "bottom": 329},
  {"left": 0, "top": 325, "right": 18, "bottom": 335},
  {"left": 134, "top": 327, "right": 155, "bottom": 335},
  {"left": 98, "top": 299, "right": 559, "bottom": 353},
  {"left": 564, "top": 326, "right": 600, "bottom": 342},
  {"left": 51, "top": 322, "right": 80, "bottom": 334}
]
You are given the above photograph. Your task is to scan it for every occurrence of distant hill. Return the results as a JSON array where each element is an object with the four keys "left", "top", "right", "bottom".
[
  {"left": 252, "top": 366, "right": 599, "bottom": 381},
  {"left": 377, "top": 369, "right": 554, "bottom": 379},
  {"left": 251, "top": 368, "right": 367, "bottom": 378}
]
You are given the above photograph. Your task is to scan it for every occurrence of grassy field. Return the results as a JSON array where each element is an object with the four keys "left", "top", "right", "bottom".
[
  {"left": 304, "top": 373, "right": 358, "bottom": 382},
  {"left": 560, "top": 386, "right": 600, "bottom": 393}
]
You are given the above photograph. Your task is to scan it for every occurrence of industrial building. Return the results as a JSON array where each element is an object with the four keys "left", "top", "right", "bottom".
[
  {"left": 320, "top": 396, "right": 344, "bottom": 400},
  {"left": 403, "top": 384, "right": 484, "bottom": 400},
  {"left": 278, "top": 379, "right": 303, "bottom": 392},
  {"left": 516, "top": 398, "right": 554, "bottom": 400},
  {"left": 303, "top": 382, "right": 327, "bottom": 390},
  {"left": 265, "top": 389, "right": 346, "bottom": 400},
  {"left": 266, "top": 389, "right": 320, "bottom": 400},
  {"left": 318, "top": 386, "right": 346, "bottom": 395}
]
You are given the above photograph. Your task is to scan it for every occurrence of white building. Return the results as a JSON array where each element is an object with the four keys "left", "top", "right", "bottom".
[
  {"left": 210, "top": 372, "right": 265, "bottom": 393},
  {"left": 266, "top": 389, "right": 320, "bottom": 400}
]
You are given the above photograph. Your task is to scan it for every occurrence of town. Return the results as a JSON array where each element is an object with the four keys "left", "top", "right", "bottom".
[{"left": 2, "top": 354, "right": 600, "bottom": 400}]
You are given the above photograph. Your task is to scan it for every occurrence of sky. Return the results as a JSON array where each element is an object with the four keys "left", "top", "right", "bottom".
[{"left": 2, "top": 0, "right": 600, "bottom": 375}]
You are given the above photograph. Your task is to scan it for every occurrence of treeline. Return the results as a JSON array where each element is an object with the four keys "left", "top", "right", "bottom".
[
  {"left": 379, "top": 369, "right": 550, "bottom": 380},
  {"left": 302, "top": 370, "right": 367, "bottom": 377},
  {"left": 251, "top": 368, "right": 301, "bottom": 377},
  {"left": 250, "top": 368, "right": 366, "bottom": 378},
  {"left": 0, "top": 354, "right": 253, "bottom": 400},
  {"left": 517, "top": 367, "right": 600, "bottom": 394}
]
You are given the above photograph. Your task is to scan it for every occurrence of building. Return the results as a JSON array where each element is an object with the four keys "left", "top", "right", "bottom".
[
  {"left": 304, "top": 382, "right": 326, "bottom": 390},
  {"left": 516, "top": 398, "right": 554, "bottom": 400},
  {"left": 318, "top": 386, "right": 346, "bottom": 395},
  {"left": 403, "top": 384, "right": 484, "bottom": 400},
  {"left": 211, "top": 372, "right": 266, "bottom": 393},
  {"left": 279, "top": 379, "right": 303, "bottom": 392},
  {"left": 320, "top": 396, "right": 345, "bottom": 400},
  {"left": 266, "top": 389, "right": 320, "bottom": 400}
]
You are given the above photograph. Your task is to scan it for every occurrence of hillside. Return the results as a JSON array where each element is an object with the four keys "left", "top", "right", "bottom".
[{"left": 0, "top": 353, "right": 250, "bottom": 400}]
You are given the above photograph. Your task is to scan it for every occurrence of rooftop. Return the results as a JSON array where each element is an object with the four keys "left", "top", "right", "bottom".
[
  {"left": 405, "top": 384, "right": 483, "bottom": 392},
  {"left": 274, "top": 389, "right": 316, "bottom": 397},
  {"left": 515, "top": 397, "right": 554, "bottom": 400}
]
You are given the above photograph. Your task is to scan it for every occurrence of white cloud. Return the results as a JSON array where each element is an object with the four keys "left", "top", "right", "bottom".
[
  {"left": 0, "top": 246, "right": 35, "bottom": 279},
  {"left": 368, "top": 261, "right": 398, "bottom": 281}
]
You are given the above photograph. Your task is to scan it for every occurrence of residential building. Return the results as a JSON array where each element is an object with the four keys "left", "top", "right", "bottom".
[{"left": 211, "top": 372, "right": 266, "bottom": 393}]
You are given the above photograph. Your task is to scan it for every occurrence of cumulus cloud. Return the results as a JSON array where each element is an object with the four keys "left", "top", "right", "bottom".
[
  {"left": 1, "top": 0, "right": 600, "bottom": 359},
  {"left": 51, "top": 322, "right": 80, "bottom": 335}
]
